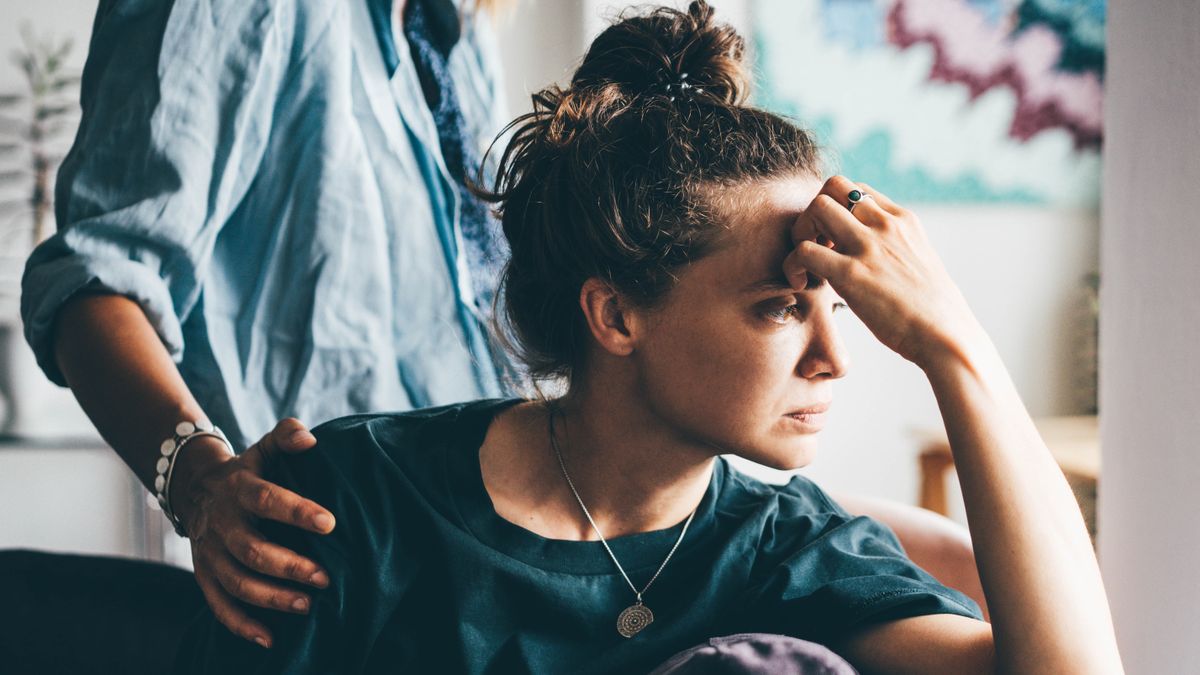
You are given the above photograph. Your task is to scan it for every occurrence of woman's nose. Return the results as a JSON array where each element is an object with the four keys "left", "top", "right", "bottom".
[{"left": 796, "top": 312, "right": 851, "bottom": 380}]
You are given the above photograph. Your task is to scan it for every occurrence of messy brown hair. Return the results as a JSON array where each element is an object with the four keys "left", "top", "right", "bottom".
[{"left": 478, "top": 1, "right": 821, "bottom": 385}]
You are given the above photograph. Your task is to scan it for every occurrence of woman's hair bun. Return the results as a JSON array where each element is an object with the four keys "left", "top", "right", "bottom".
[{"left": 571, "top": 0, "right": 749, "bottom": 105}]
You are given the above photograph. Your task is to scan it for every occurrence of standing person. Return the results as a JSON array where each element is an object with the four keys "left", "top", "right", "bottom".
[{"left": 21, "top": 0, "right": 516, "bottom": 650}]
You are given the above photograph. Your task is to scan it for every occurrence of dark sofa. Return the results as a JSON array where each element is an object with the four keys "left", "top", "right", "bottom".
[{"left": 0, "top": 549, "right": 204, "bottom": 675}]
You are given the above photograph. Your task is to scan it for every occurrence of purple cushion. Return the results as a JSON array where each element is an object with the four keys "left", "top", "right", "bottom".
[{"left": 648, "top": 633, "right": 858, "bottom": 675}]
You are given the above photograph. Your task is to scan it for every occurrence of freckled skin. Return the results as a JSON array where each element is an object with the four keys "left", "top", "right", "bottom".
[{"left": 629, "top": 174, "right": 851, "bottom": 470}]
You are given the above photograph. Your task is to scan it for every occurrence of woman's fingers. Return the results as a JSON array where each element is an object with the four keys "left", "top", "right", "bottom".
[
  {"left": 784, "top": 238, "right": 853, "bottom": 287},
  {"left": 807, "top": 195, "right": 875, "bottom": 253},
  {"left": 236, "top": 474, "right": 337, "bottom": 534},
  {"left": 782, "top": 246, "right": 808, "bottom": 289},
  {"left": 181, "top": 417, "right": 334, "bottom": 649},
  {"left": 818, "top": 175, "right": 897, "bottom": 224},
  {"left": 241, "top": 418, "right": 317, "bottom": 474},
  {"left": 819, "top": 174, "right": 867, "bottom": 209},
  {"left": 856, "top": 181, "right": 904, "bottom": 216},
  {"left": 270, "top": 417, "right": 317, "bottom": 455},
  {"left": 787, "top": 184, "right": 872, "bottom": 286},
  {"left": 236, "top": 419, "right": 334, "bottom": 534},
  {"left": 203, "top": 544, "right": 314, "bottom": 616},
  {"left": 225, "top": 525, "right": 331, "bottom": 588},
  {"left": 192, "top": 560, "right": 275, "bottom": 648}
]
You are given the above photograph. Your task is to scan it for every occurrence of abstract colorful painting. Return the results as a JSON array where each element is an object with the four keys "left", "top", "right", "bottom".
[{"left": 751, "top": 0, "right": 1105, "bottom": 205}]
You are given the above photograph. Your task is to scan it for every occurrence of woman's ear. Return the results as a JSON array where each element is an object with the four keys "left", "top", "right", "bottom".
[{"left": 579, "top": 277, "right": 638, "bottom": 357}]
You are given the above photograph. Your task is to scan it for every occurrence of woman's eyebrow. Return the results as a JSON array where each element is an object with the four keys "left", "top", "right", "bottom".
[
  {"left": 741, "top": 272, "right": 826, "bottom": 293},
  {"left": 740, "top": 277, "right": 791, "bottom": 294}
]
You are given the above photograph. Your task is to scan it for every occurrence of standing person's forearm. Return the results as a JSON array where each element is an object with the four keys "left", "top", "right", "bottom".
[
  {"left": 53, "top": 292, "right": 338, "bottom": 647},
  {"left": 52, "top": 293, "right": 231, "bottom": 497},
  {"left": 921, "top": 330, "right": 1122, "bottom": 674}
]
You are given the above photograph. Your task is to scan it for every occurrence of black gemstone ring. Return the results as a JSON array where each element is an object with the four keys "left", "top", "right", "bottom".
[{"left": 846, "top": 189, "right": 872, "bottom": 213}]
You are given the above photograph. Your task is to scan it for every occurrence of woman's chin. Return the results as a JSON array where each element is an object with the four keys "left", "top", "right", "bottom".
[
  {"left": 747, "top": 436, "right": 818, "bottom": 471},
  {"left": 774, "top": 450, "right": 816, "bottom": 471}
]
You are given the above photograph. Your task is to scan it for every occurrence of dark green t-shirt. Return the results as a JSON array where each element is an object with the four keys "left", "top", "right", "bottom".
[{"left": 174, "top": 398, "right": 982, "bottom": 674}]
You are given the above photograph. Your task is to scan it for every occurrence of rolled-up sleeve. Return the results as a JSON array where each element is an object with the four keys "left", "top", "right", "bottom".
[{"left": 20, "top": 0, "right": 313, "bottom": 385}]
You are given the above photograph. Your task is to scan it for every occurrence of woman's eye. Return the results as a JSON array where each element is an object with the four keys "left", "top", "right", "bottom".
[
  {"left": 764, "top": 300, "right": 848, "bottom": 323},
  {"left": 763, "top": 299, "right": 849, "bottom": 324},
  {"left": 764, "top": 303, "right": 801, "bottom": 323}
]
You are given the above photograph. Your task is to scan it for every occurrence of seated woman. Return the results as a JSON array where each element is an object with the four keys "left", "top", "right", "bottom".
[{"left": 173, "top": 2, "right": 1121, "bottom": 673}]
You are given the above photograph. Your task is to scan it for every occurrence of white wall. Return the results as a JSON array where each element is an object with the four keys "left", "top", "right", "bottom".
[
  {"left": 0, "top": 445, "right": 143, "bottom": 557},
  {"left": 493, "top": 0, "right": 586, "bottom": 119},
  {"left": 1099, "top": 0, "right": 1200, "bottom": 671}
]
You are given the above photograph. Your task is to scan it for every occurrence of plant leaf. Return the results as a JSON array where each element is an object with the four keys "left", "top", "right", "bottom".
[
  {"left": 35, "top": 105, "right": 74, "bottom": 121},
  {"left": 49, "top": 76, "right": 81, "bottom": 92},
  {"left": 12, "top": 53, "right": 34, "bottom": 78}
]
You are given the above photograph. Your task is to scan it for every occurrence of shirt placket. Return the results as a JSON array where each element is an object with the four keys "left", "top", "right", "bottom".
[{"left": 350, "top": 0, "right": 502, "bottom": 397}]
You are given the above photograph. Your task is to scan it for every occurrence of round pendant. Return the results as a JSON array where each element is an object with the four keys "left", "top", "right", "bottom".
[{"left": 617, "top": 602, "right": 654, "bottom": 638}]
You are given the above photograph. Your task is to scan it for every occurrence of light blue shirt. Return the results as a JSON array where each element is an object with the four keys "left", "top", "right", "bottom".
[{"left": 21, "top": 0, "right": 516, "bottom": 450}]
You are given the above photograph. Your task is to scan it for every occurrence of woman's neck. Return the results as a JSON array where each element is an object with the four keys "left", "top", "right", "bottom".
[
  {"left": 481, "top": 371, "right": 716, "bottom": 542},
  {"left": 551, "top": 382, "right": 716, "bottom": 538}
]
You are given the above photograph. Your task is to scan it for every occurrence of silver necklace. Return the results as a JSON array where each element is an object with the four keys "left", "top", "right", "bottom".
[{"left": 547, "top": 405, "right": 697, "bottom": 639}]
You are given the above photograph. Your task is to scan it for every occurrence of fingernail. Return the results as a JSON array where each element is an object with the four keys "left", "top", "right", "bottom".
[
  {"left": 292, "top": 597, "right": 309, "bottom": 611},
  {"left": 290, "top": 429, "right": 315, "bottom": 445},
  {"left": 313, "top": 513, "right": 334, "bottom": 531},
  {"left": 254, "top": 636, "right": 270, "bottom": 648},
  {"left": 310, "top": 570, "right": 330, "bottom": 586}
]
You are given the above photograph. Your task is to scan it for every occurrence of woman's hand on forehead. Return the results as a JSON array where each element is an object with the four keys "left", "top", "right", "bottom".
[{"left": 781, "top": 175, "right": 984, "bottom": 370}]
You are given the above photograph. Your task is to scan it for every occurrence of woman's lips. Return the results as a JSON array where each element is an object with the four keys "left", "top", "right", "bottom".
[
  {"left": 784, "top": 402, "right": 830, "bottom": 432},
  {"left": 788, "top": 402, "right": 830, "bottom": 415}
]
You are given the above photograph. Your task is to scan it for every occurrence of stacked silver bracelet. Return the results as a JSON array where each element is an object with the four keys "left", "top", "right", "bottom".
[{"left": 153, "top": 420, "right": 233, "bottom": 538}]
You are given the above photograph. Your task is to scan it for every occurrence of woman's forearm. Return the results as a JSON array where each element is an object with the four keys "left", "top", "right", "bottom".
[
  {"left": 921, "top": 330, "right": 1122, "bottom": 674},
  {"left": 52, "top": 293, "right": 231, "bottom": 496}
]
